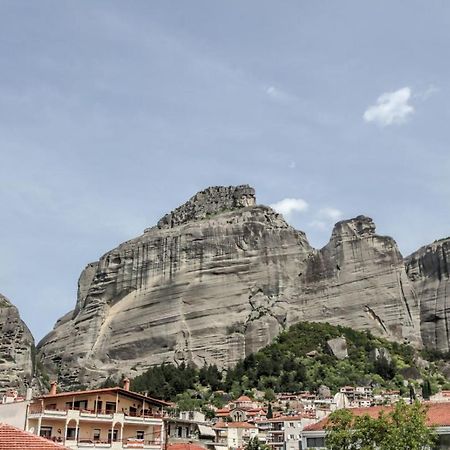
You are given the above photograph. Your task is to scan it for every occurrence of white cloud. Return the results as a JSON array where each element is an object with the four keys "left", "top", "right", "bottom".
[
  {"left": 270, "top": 198, "right": 308, "bottom": 217},
  {"left": 288, "top": 161, "right": 296, "bottom": 169},
  {"left": 318, "top": 207, "right": 343, "bottom": 221},
  {"left": 265, "top": 85, "right": 292, "bottom": 103},
  {"left": 363, "top": 87, "right": 414, "bottom": 126},
  {"left": 415, "top": 84, "right": 439, "bottom": 100},
  {"left": 308, "top": 220, "right": 327, "bottom": 231}
]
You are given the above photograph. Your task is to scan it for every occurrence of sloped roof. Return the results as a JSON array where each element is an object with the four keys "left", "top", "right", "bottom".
[
  {"left": 303, "top": 402, "right": 450, "bottom": 432},
  {"left": 38, "top": 387, "right": 170, "bottom": 407},
  {"left": 214, "top": 421, "right": 256, "bottom": 429},
  {"left": 167, "top": 444, "right": 206, "bottom": 450},
  {"left": 236, "top": 395, "right": 252, "bottom": 402},
  {"left": 0, "top": 423, "right": 69, "bottom": 449}
]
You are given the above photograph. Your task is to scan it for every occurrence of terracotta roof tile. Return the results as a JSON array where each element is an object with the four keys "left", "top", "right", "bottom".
[
  {"left": 0, "top": 423, "right": 69, "bottom": 449},
  {"left": 167, "top": 444, "right": 206, "bottom": 450},
  {"left": 303, "top": 402, "right": 450, "bottom": 432}
]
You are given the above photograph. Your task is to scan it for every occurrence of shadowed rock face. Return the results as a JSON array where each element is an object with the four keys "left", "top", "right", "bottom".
[
  {"left": 0, "top": 294, "right": 34, "bottom": 393},
  {"left": 405, "top": 238, "right": 450, "bottom": 352},
  {"left": 36, "top": 186, "right": 435, "bottom": 388}
]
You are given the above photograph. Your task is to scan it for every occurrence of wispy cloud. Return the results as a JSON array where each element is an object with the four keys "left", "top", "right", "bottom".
[
  {"left": 265, "top": 85, "right": 292, "bottom": 103},
  {"left": 318, "top": 207, "right": 343, "bottom": 221},
  {"left": 363, "top": 87, "right": 414, "bottom": 126},
  {"left": 308, "top": 207, "right": 343, "bottom": 231},
  {"left": 414, "top": 84, "right": 439, "bottom": 100},
  {"left": 270, "top": 198, "right": 308, "bottom": 217}
]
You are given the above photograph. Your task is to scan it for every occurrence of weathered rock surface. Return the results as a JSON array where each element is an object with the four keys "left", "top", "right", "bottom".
[
  {"left": 38, "top": 186, "right": 312, "bottom": 387},
  {"left": 0, "top": 294, "right": 34, "bottom": 393},
  {"left": 326, "top": 337, "right": 348, "bottom": 360},
  {"left": 405, "top": 238, "right": 450, "bottom": 352},
  {"left": 36, "top": 185, "right": 437, "bottom": 389},
  {"left": 292, "top": 216, "right": 421, "bottom": 347}
]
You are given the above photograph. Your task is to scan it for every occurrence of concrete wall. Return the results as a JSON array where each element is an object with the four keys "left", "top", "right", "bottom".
[{"left": 0, "top": 400, "right": 30, "bottom": 429}]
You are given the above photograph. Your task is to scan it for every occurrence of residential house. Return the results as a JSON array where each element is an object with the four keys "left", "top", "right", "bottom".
[
  {"left": 213, "top": 421, "right": 258, "bottom": 450},
  {"left": 26, "top": 379, "right": 169, "bottom": 449},
  {"left": 165, "top": 411, "right": 215, "bottom": 449},
  {"left": 301, "top": 402, "right": 450, "bottom": 449}
]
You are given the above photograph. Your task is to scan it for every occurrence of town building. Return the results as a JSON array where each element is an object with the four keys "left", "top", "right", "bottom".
[
  {"left": 213, "top": 421, "right": 258, "bottom": 450},
  {"left": 26, "top": 379, "right": 169, "bottom": 449},
  {"left": 0, "top": 422, "right": 69, "bottom": 449},
  {"left": 300, "top": 403, "right": 450, "bottom": 449},
  {"left": 165, "top": 410, "right": 215, "bottom": 449}
]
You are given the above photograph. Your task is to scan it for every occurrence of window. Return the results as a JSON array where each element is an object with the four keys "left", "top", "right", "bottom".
[
  {"left": 40, "top": 427, "right": 52, "bottom": 438},
  {"left": 289, "top": 434, "right": 295, "bottom": 440},
  {"left": 137, "top": 431, "right": 145, "bottom": 440},
  {"left": 46, "top": 404, "right": 57, "bottom": 410},
  {"left": 65, "top": 400, "right": 88, "bottom": 410},
  {"left": 108, "top": 429, "right": 118, "bottom": 442},
  {"left": 306, "top": 437, "right": 325, "bottom": 448},
  {"left": 67, "top": 428, "right": 78, "bottom": 440},
  {"left": 105, "top": 402, "right": 116, "bottom": 413},
  {"left": 93, "top": 429, "right": 101, "bottom": 441},
  {"left": 289, "top": 423, "right": 295, "bottom": 427}
]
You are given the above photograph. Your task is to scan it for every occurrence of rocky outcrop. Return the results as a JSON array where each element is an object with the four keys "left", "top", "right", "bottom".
[
  {"left": 38, "top": 186, "right": 312, "bottom": 387},
  {"left": 405, "top": 238, "right": 450, "bottom": 352},
  {"left": 37, "top": 186, "right": 430, "bottom": 389},
  {"left": 0, "top": 294, "right": 34, "bottom": 393},
  {"left": 326, "top": 337, "right": 348, "bottom": 360},
  {"left": 292, "top": 216, "right": 421, "bottom": 346}
]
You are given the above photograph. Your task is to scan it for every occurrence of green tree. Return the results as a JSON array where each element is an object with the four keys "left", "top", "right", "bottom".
[
  {"left": 266, "top": 403, "right": 273, "bottom": 419},
  {"left": 245, "top": 437, "right": 270, "bottom": 450},
  {"left": 422, "top": 379, "right": 432, "bottom": 400},
  {"left": 326, "top": 400, "right": 436, "bottom": 450}
]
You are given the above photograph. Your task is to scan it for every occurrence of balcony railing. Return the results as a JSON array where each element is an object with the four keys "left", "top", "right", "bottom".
[
  {"left": 29, "top": 404, "right": 163, "bottom": 420},
  {"left": 44, "top": 436, "right": 161, "bottom": 449}
]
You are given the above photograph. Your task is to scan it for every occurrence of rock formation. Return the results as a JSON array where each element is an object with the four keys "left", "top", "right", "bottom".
[
  {"left": 405, "top": 237, "right": 450, "bottom": 352},
  {"left": 0, "top": 294, "right": 35, "bottom": 393},
  {"left": 37, "top": 185, "right": 430, "bottom": 389}
]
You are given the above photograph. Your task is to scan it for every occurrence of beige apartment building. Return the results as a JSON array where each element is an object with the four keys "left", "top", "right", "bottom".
[{"left": 26, "top": 379, "right": 169, "bottom": 449}]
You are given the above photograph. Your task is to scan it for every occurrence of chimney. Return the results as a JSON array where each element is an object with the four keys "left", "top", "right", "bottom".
[
  {"left": 49, "top": 381, "right": 57, "bottom": 396},
  {"left": 123, "top": 377, "right": 130, "bottom": 391},
  {"left": 26, "top": 388, "right": 33, "bottom": 401}
]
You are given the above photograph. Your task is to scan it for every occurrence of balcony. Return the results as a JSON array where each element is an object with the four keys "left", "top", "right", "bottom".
[
  {"left": 52, "top": 437, "right": 161, "bottom": 449},
  {"left": 28, "top": 405, "right": 163, "bottom": 424}
]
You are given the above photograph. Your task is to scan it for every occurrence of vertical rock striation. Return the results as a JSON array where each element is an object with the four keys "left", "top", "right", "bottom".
[
  {"left": 406, "top": 238, "right": 450, "bottom": 352},
  {"left": 37, "top": 186, "right": 429, "bottom": 389},
  {"left": 289, "top": 216, "right": 421, "bottom": 346},
  {"left": 0, "top": 294, "right": 35, "bottom": 393}
]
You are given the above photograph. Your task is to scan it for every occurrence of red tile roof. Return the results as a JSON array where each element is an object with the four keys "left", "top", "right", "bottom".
[
  {"left": 167, "top": 444, "right": 206, "bottom": 450},
  {"left": 303, "top": 402, "right": 450, "bottom": 432},
  {"left": 0, "top": 423, "right": 69, "bottom": 449},
  {"left": 214, "top": 421, "right": 257, "bottom": 429},
  {"left": 236, "top": 396, "right": 252, "bottom": 402},
  {"left": 38, "top": 386, "right": 170, "bottom": 407}
]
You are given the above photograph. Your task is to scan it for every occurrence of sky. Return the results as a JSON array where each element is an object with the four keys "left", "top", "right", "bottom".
[{"left": 1, "top": 1, "right": 449, "bottom": 341}]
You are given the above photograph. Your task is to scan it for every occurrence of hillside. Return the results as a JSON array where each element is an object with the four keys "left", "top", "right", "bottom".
[
  {"left": 37, "top": 184, "right": 435, "bottom": 390},
  {"left": 130, "top": 322, "right": 449, "bottom": 401}
]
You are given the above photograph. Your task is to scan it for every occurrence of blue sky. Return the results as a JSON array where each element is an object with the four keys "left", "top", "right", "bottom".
[{"left": 1, "top": 1, "right": 449, "bottom": 341}]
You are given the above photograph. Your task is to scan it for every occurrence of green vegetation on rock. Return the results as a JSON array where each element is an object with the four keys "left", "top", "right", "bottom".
[{"left": 130, "top": 322, "right": 447, "bottom": 402}]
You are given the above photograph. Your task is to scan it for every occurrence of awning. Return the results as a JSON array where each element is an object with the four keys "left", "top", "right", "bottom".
[{"left": 197, "top": 425, "right": 216, "bottom": 438}]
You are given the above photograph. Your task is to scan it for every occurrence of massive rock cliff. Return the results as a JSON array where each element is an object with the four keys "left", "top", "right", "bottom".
[
  {"left": 38, "top": 185, "right": 428, "bottom": 389},
  {"left": 406, "top": 238, "right": 450, "bottom": 353},
  {"left": 0, "top": 294, "right": 35, "bottom": 393}
]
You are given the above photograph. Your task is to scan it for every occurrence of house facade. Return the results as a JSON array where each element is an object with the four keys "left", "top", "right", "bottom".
[
  {"left": 301, "top": 402, "right": 450, "bottom": 450},
  {"left": 26, "top": 380, "right": 169, "bottom": 449}
]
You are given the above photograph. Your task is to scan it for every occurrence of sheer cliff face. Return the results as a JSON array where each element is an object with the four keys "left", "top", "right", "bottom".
[
  {"left": 38, "top": 186, "right": 424, "bottom": 388},
  {"left": 290, "top": 216, "right": 421, "bottom": 345},
  {"left": 406, "top": 238, "right": 450, "bottom": 352},
  {"left": 0, "top": 294, "right": 34, "bottom": 393},
  {"left": 38, "top": 186, "right": 312, "bottom": 387}
]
